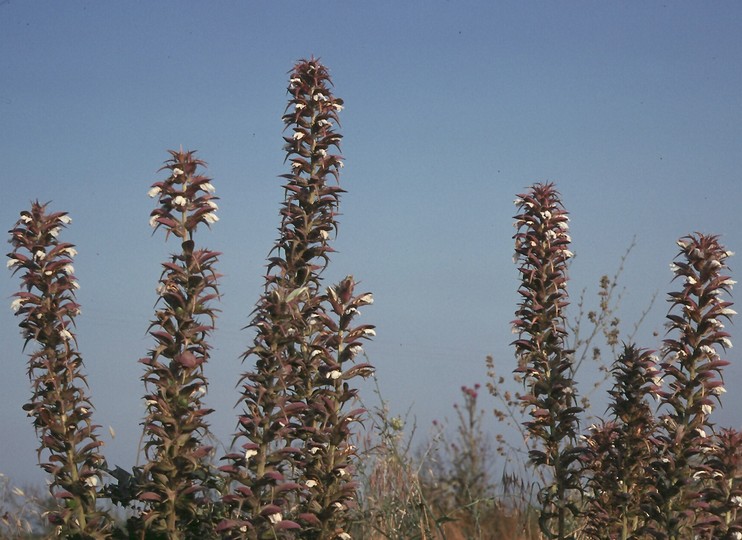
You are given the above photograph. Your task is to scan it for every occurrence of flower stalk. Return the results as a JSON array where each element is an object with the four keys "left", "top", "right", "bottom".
[
  {"left": 647, "top": 234, "right": 735, "bottom": 539},
  {"left": 511, "top": 183, "right": 582, "bottom": 540},
  {"left": 7, "top": 202, "right": 112, "bottom": 538},
  {"left": 135, "top": 150, "right": 221, "bottom": 538}
]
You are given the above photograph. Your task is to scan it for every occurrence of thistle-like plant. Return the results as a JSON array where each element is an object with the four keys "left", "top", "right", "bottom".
[
  {"left": 698, "top": 428, "right": 742, "bottom": 539},
  {"left": 221, "top": 58, "right": 373, "bottom": 539},
  {"left": 294, "top": 276, "right": 375, "bottom": 539},
  {"left": 582, "top": 344, "right": 660, "bottom": 539},
  {"left": 134, "top": 150, "right": 222, "bottom": 538},
  {"left": 7, "top": 202, "right": 112, "bottom": 538},
  {"left": 511, "top": 183, "right": 583, "bottom": 540},
  {"left": 646, "top": 234, "right": 735, "bottom": 539}
]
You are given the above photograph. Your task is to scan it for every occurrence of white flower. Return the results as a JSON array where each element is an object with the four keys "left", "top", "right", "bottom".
[
  {"left": 239, "top": 525, "right": 248, "bottom": 533},
  {"left": 172, "top": 168, "right": 184, "bottom": 176},
  {"left": 563, "top": 250, "right": 574, "bottom": 259},
  {"left": 190, "top": 386, "right": 206, "bottom": 399},
  {"left": 63, "top": 247, "right": 78, "bottom": 257},
  {"left": 84, "top": 476, "right": 98, "bottom": 488},
  {"left": 59, "top": 329, "right": 73, "bottom": 341},
  {"left": 147, "top": 186, "right": 161, "bottom": 198},
  {"left": 293, "top": 130, "right": 305, "bottom": 140},
  {"left": 49, "top": 227, "right": 60, "bottom": 238},
  {"left": 292, "top": 161, "right": 302, "bottom": 169},
  {"left": 731, "top": 495, "right": 742, "bottom": 508},
  {"left": 686, "top": 275, "right": 697, "bottom": 285},
  {"left": 305, "top": 480, "right": 317, "bottom": 488},
  {"left": 206, "top": 199, "right": 218, "bottom": 209},
  {"left": 6, "top": 258, "right": 19, "bottom": 268},
  {"left": 267, "top": 512, "right": 282, "bottom": 524},
  {"left": 722, "top": 278, "right": 737, "bottom": 288},
  {"left": 669, "top": 263, "right": 680, "bottom": 274},
  {"left": 318, "top": 148, "right": 327, "bottom": 157},
  {"left": 149, "top": 215, "right": 158, "bottom": 228},
  {"left": 10, "top": 298, "right": 26, "bottom": 312},
  {"left": 203, "top": 213, "right": 219, "bottom": 224},
  {"left": 363, "top": 328, "right": 376, "bottom": 337},
  {"left": 59, "top": 215, "right": 72, "bottom": 224},
  {"left": 317, "top": 119, "right": 331, "bottom": 127},
  {"left": 348, "top": 345, "right": 363, "bottom": 356},
  {"left": 173, "top": 195, "right": 187, "bottom": 207},
  {"left": 513, "top": 198, "right": 523, "bottom": 206},
  {"left": 290, "top": 77, "right": 301, "bottom": 84},
  {"left": 201, "top": 182, "right": 216, "bottom": 193},
  {"left": 695, "top": 427, "right": 708, "bottom": 438},
  {"left": 34, "top": 250, "right": 46, "bottom": 261},
  {"left": 701, "top": 403, "right": 713, "bottom": 415},
  {"left": 721, "top": 337, "right": 733, "bottom": 349},
  {"left": 333, "top": 103, "right": 344, "bottom": 112},
  {"left": 733, "top": 531, "right": 742, "bottom": 540},
  {"left": 20, "top": 215, "right": 32, "bottom": 223},
  {"left": 245, "top": 448, "right": 258, "bottom": 460},
  {"left": 721, "top": 307, "right": 737, "bottom": 316},
  {"left": 712, "top": 386, "right": 727, "bottom": 396},
  {"left": 332, "top": 500, "right": 346, "bottom": 509},
  {"left": 313, "top": 92, "right": 327, "bottom": 101},
  {"left": 677, "top": 239, "right": 690, "bottom": 249},
  {"left": 295, "top": 102, "right": 306, "bottom": 110},
  {"left": 62, "top": 264, "right": 74, "bottom": 275},
  {"left": 328, "top": 370, "right": 342, "bottom": 380},
  {"left": 725, "top": 250, "right": 735, "bottom": 258},
  {"left": 359, "top": 293, "right": 374, "bottom": 305}
]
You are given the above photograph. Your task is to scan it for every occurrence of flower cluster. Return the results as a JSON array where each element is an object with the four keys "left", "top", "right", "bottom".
[
  {"left": 7, "top": 202, "right": 111, "bottom": 537},
  {"left": 511, "top": 183, "right": 582, "bottom": 540},
  {"left": 222, "top": 58, "right": 372, "bottom": 539},
  {"left": 582, "top": 345, "right": 660, "bottom": 538},
  {"left": 134, "top": 150, "right": 222, "bottom": 536},
  {"left": 148, "top": 149, "right": 219, "bottom": 240},
  {"left": 647, "top": 234, "right": 735, "bottom": 537}
]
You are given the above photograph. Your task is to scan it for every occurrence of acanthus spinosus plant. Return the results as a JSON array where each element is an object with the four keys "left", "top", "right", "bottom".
[
  {"left": 699, "top": 427, "right": 742, "bottom": 539},
  {"left": 645, "top": 234, "right": 735, "bottom": 538},
  {"left": 7, "top": 202, "right": 113, "bottom": 538},
  {"left": 220, "top": 58, "right": 374, "bottom": 539},
  {"left": 133, "top": 150, "right": 222, "bottom": 538},
  {"left": 582, "top": 344, "right": 660, "bottom": 539},
  {"left": 511, "top": 183, "right": 583, "bottom": 540}
]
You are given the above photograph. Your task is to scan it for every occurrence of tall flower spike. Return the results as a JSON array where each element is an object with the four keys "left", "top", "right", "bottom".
[
  {"left": 134, "top": 150, "right": 222, "bottom": 537},
  {"left": 221, "top": 58, "right": 371, "bottom": 539},
  {"left": 582, "top": 345, "right": 659, "bottom": 539},
  {"left": 511, "top": 183, "right": 582, "bottom": 540},
  {"left": 294, "top": 276, "right": 375, "bottom": 538},
  {"left": 647, "top": 233, "right": 735, "bottom": 538},
  {"left": 7, "top": 202, "right": 112, "bottom": 537}
]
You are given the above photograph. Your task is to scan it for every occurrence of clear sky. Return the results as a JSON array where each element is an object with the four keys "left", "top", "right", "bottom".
[{"left": 2, "top": 2, "right": 742, "bottom": 487}]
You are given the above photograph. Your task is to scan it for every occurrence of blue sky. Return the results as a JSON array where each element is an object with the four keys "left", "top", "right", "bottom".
[{"left": 2, "top": 2, "right": 742, "bottom": 487}]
